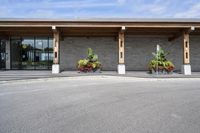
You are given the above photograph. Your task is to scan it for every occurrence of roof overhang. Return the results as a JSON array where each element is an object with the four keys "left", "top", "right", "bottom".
[
  {"left": 0, "top": 18, "right": 200, "bottom": 37},
  {"left": 0, "top": 18, "right": 200, "bottom": 28}
]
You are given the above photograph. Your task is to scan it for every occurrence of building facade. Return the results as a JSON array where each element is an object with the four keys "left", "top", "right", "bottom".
[{"left": 0, "top": 18, "right": 200, "bottom": 75}]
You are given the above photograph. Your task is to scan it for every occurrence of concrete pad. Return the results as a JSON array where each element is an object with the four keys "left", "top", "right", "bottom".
[
  {"left": 181, "top": 64, "right": 191, "bottom": 75},
  {"left": 118, "top": 64, "right": 126, "bottom": 74},
  {"left": 52, "top": 64, "right": 60, "bottom": 74}
]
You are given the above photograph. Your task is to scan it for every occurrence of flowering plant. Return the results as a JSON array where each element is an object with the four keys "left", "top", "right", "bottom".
[
  {"left": 149, "top": 46, "right": 174, "bottom": 74},
  {"left": 77, "top": 48, "right": 102, "bottom": 72}
]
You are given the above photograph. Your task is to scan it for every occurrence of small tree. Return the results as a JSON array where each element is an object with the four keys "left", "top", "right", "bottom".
[
  {"left": 149, "top": 46, "right": 174, "bottom": 74},
  {"left": 77, "top": 48, "right": 102, "bottom": 72}
]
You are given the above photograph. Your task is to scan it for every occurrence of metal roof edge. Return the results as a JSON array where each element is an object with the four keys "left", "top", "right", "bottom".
[{"left": 0, "top": 18, "right": 200, "bottom": 23}]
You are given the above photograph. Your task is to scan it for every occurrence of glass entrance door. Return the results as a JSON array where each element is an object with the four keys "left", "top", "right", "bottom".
[
  {"left": 11, "top": 37, "right": 53, "bottom": 70},
  {"left": 0, "top": 40, "right": 6, "bottom": 70}
]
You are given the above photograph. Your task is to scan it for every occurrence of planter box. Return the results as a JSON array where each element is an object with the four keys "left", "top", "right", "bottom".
[
  {"left": 78, "top": 68, "right": 101, "bottom": 73},
  {"left": 150, "top": 69, "right": 173, "bottom": 75}
]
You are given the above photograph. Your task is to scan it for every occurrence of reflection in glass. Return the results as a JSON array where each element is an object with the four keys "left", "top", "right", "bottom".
[
  {"left": 21, "top": 38, "right": 34, "bottom": 69},
  {"left": 0, "top": 40, "right": 6, "bottom": 70},
  {"left": 48, "top": 39, "right": 53, "bottom": 69},
  {"left": 11, "top": 37, "right": 53, "bottom": 70},
  {"left": 11, "top": 39, "right": 22, "bottom": 69},
  {"left": 35, "top": 38, "right": 48, "bottom": 69}
]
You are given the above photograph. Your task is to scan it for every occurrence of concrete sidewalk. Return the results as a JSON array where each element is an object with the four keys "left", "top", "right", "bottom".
[
  {"left": 0, "top": 70, "right": 200, "bottom": 82},
  {"left": 62, "top": 71, "right": 200, "bottom": 78}
]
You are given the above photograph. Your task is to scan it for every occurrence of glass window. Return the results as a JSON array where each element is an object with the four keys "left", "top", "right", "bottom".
[
  {"left": 0, "top": 40, "right": 6, "bottom": 70},
  {"left": 11, "top": 37, "right": 53, "bottom": 70},
  {"left": 21, "top": 38, "right": 35, "bottom": 69},
  {"left": 11, "top": 39, "right": 22, "bottom": 69},
  {"left": 48, "top": 38, "right": 53, "bottom": 69},
  {"left": 35, "top": 38, "right": 48, "bottom": 69}
]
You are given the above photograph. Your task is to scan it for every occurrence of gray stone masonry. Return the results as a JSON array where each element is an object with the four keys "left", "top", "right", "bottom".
[
  {"left": 60, "top": 36, "right": 200, "bottom": 71},
  {"left": 60, "top": 37, "right": 118, "bottom": 71}
]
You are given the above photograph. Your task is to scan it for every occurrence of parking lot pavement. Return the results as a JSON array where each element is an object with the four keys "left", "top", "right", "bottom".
[{"left": 0, "top": 76, "right": 200, "bottom": 133}]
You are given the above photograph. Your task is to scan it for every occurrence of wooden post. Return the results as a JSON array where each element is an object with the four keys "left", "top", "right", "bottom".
[
  {"left": 52, "top": 26, "right": 60, "bottom": 74},
  {"left": 181, "top": 31, "right": 191, "bottom": 75},
  {"left": 183, "top": 31, "right": 190, "bottom": 64},
  {"left": 118, "top": 32, "right": 125, "bottom": 64},
  {"left": 117, "top": 26, "right": 126, "bottom": 74},
  {"left": 53, "top": 31, "right": 60, "bottom": 64}
]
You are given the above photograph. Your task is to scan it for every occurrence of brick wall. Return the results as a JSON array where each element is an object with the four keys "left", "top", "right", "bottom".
[
  {"left": 60, "top": 37, "right": 118, "bottom": 71},
  {"left": 60, "top": 36, "right": 200, "bottom": 71}
]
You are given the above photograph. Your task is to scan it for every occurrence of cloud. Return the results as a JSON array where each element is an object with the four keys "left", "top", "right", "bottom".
[
  {"left": 127, "top": 0, "right": 169, "bottom": 17},
  {"left": 174, "top": 3, "right": 200, "bottom": 18},
  {"left": 0, "top": 0, "right": 121, "bottom": 18},
  {"left": 0, "top": 0, "right": 199, "bottom": 18},
  {"left": 26, "top": 10, "right": 60, "bottom": 18},
  {"left": 117, "top": 0, "right": 126, "bottom": 4},
  {"left": 137, "top": 4, "right": 166, "bottom": 14},
  {"left": 0, "top": 6, "right": 12, "bottom": 17},
  {"left": 12, "top": 0, "right": 118, "bottom": 9}
]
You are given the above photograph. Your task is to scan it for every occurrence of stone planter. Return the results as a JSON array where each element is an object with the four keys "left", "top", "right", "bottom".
[
  {"left": 150, "top": 69, "right": 173, "bottom": 75},
  {"left": 93, "top": 68, "right": 101, "bottom": 73},
  {"left": 78, "top": 68, "right": 101, "bottom": 73}
]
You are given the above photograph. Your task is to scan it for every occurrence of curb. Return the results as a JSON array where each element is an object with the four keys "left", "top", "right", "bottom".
[{"left": 1, "top": 75, "right": 200, "bottom": 85}]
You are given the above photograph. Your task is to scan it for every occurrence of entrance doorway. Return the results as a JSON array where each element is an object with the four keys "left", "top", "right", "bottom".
[
  {"left": 10, "top": 37, "right": 53, "bottom": 70},
  {"left": 0, "top": 40, "right": 6, "bottom": 70}
]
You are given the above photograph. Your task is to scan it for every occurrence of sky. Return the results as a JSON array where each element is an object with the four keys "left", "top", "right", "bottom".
[{"left": 0, "top": 0, "right": 200, "bottom": 18}]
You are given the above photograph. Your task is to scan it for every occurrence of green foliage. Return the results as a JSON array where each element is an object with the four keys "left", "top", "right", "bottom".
[
  {"left": 152, "top": 47, "right": 169, "bottom": 62},
  {"left": 149, "top": 46, "right": 174, "bottom": 73},
  {"left": 78, "top": 59, "right": 89, "bottom": 67},
  {"left": 77, "top": 48, "right": 102, "bottom": 72},
  {"left": 87, "top": 48, "right": 93, "bottom": 58},
  {"left": 87, "top": 48, "right": 98, "bottom": 62}
]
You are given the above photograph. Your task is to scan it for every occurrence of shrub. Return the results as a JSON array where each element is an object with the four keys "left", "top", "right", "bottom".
[
  {"left": 149, "top": 46, "right": 174, "bottom": 74},
  {"left": 77, "top": 48, "right": 102, "bottom": 72}
]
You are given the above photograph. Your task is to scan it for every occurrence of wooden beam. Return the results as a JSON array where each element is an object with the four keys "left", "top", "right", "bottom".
[
  {"left": 5, "top": 32, "right": 52, "bottom": 36},
  {"left": 168, "top": 27, "right": 195, "bottom": 42},
  {"left": 183, "top": 31, "right": 190, "bottom": 64},
  {"left": 63, "top": 34, "right": 117, "bottom": 37},
  {"left": 168, "top": 32, "right": 182, "bottom": 42},
  {"left": 118, "top": 32, "right": 125, "bottom": 64},
  {"left": 0, "top": 22, "right": 200, "bottom": 28}
]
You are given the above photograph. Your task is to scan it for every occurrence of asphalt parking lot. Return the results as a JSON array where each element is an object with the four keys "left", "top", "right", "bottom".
[{"left": 0, "top": 76, "right": 200, "bottom": 133}]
